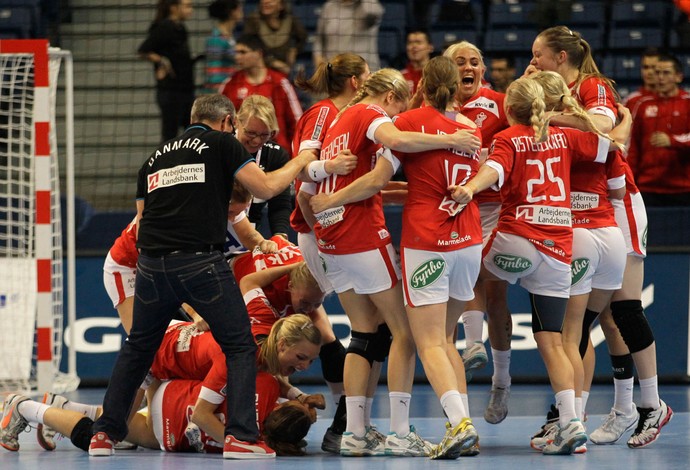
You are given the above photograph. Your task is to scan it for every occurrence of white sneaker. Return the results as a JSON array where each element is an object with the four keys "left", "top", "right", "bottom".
[
  {"left": 430, "top": 418, "right": 479, "bottom": 460},
  {"left": 0, "top": 394, "right": 30, "bottom": 451},
  {"left": 384, "top": 425, "right": 433, "bottom": 457},
  {"left": 542, "top": 419, "right": 587, "bottom": 455},
  {"left": 484, "top": 386, "right": 510, "bottom": 424},
  {"left": 340, "top": 428, "right": 386, "bottom": 456},
  {"left": 627, "top": 399, "right": 673, "bottom": 448},
  {"left": 36, "top": 393, "right": 68, "bottom": 451},
  {"left": 530, "top": 404, "right": 559, "bottom": 450},
  {"left": 589, "top": 407, "right": 639, "bottom": 445},
  {"left": 462, "top": 341, "right": 488, "bottom": 376}
]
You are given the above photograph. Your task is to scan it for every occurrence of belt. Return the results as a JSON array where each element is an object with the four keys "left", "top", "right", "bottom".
[{"left": 140, "top": 244, "right": 223, "bottom": 258}]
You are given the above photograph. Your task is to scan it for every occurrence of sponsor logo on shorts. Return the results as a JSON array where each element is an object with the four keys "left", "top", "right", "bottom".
[
  {"left": 571, "top": 257, "right": 590, "bottom": 285},
  {"left": 493, "top": 254, "right": 532, "bottom": 273},
  {"left": 543, "top": 239, "right": 555, "bottom": 247},
  {"left": 410, "top": 258, "right": 446, "bottom": 289},
  {"left": 451, "top": 231, "right": 459, "bottom": 239}
]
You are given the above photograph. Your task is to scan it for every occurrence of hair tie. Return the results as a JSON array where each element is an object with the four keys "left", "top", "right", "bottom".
[
  {"left": 568, "top": 29, "right": 573, "bottom": 36},
  {"left": 327, "top": 62, "right": 332, "bottom": 69},
  {"left": 559, "top": 94, "right": 566, "bottom": 102}
]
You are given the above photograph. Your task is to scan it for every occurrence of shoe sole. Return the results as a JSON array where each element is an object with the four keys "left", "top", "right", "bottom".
[
  {"left": 627, "top": 406, "right": 674, "bottom": 449},
  {"left": 88, "top": 449, "right": 114, "bottom": 457},
  {"left": 485, "top": 408, "right": 508, "bottom": 425},
  {"left": 223, "top": 451, "right": 276, "bottom": 459},
  {"left": 0, "top": 441, "right": 19, "bottom": 452},
  {"left": 590, "top": 419, "right": 638, "bottom": 445},
  {"left": 384, "top": 447, "right": 427, "bottom": 457},
  {"left": 431, "top": 433, "right": 478, "bottom": 460},
  {"left": 463, "top": 354, "right": 488, "bottom": 371},
  {"left": 542, "top": 433, "right": 588, "bottom": 455}
]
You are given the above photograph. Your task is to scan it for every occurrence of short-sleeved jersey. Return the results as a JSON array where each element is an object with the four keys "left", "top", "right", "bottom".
[
  {"left": 571, "top": 151, "right": 626, "bottom": 228},
  {"left": 391, "top": 106, "right": 483, "bottom": 251},
  {"left": 457, "top": 87, "right": 509, "bottom": 204},
  {"left": 232, "top": 235, "right": 302, "bottom": 317},
  {"left": 290, "top": 99, "right": 340, "bottom": 234},
  {"left": 108, "top": 217, "right": 138, "bottom": 268},
  {"left": 135, "top": 124, "right": 254, "bottom": 253},
  {"left": 313, "top": 103, "right": 392, "bottom": 255},
  {"left": 486, "top": 124, "right": 610, "bottom": 264},
  {"left": 244, "top": 287, "right": 282, "bottom": 337}
]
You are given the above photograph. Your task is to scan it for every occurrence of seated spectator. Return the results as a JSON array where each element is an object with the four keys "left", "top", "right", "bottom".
[
  {"left": 220, "top": 35, "right": 303, "bottom": 153},
  {"left": 203, "top": 0, "right": 243, "bottom": 94},
  {"left": 400, "top": 30, "right": 433, "bottom": 95},
  {"left": 627, "top": 53, "right": 690, "bottom": 207},
  {"left": 489, "top": 55, "right": 516, "bottom": 93},
  {"left": 243, "top": 0, "right": 308, "bottom": 76}
]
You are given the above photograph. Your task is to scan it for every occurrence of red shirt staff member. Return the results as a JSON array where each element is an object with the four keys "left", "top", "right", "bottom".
[{"left": 400, "top": 30, "right": 433, "bottom": 96}]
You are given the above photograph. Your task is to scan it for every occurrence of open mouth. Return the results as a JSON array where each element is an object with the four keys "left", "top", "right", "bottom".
[{"left": 461, "top": 76, "right": 475, "bottom": 86}]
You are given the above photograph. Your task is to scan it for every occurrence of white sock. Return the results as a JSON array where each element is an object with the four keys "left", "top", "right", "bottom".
[
  {"left": 345, "top": 396, "right": 366, "bottom": 436},
  {"left": 555, "top": 389, "right": 577, "bottom": 426},
  {"left": 364, "top": 397, "right": 374, "bottom": 427},
  {"left": 581, "top": 390, "right": 590, "bottom": 417},
  {"left": 613, "top": 377, "right": 635, "bottom": 415},
  {"left": 574, "top": 397, "right": 583, "bottom": 422},
  {"left": 389, "top": 392, "right": 411, "bottom": 436},
  {"left": 63, "top": 401, "right": 99, "bottom": 421},
  {"left": 461, "top": 393, "right": 470, "bottom": 420},
  {"left": 491, "top": 348, "right": 512, "bottom": 388},
  {"left": 639, "top": 375, "right": 660, "bottom": 409},
  {"left": 440, "top": 390, "right": 466, "bottom": 427},
  {"left": 17, "top": 400, "right": 49, "bottom": 424},
  {"left": 461, "top": 310, "right": 484, "bottom": 343}
]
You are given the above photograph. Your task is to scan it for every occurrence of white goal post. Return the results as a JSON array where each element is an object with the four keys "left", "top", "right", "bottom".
[{"left": 0, "top": 39, "right": 78, "bottom": 395}]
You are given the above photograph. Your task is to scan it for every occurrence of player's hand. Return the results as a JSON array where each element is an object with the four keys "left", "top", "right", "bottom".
[
  {"left": 449, "top": 184, "right": 474, "bottom": 204},
  {"left": 449, "top": 129, "right": 481, "bottom": 154},
  {"left": 616, "top": 103, "right": 631, "bottom": 123},
  {"left": 326, "top": 149, "right": 358, "bottom": 175},
  {"left": 297, "top": 148, "right": 318, "bottom": 167},
  {"left": 301, "top": 393, "right": 326, "bottom": 410},
  {"left": 523, "top": 64, "right": 539, "bottom": 77},
  {"left": 309, "top": 193, "right": 332, "bottom": 213},
  {"left": 258, "top": 239, "right": 278, "bottom": 253}
]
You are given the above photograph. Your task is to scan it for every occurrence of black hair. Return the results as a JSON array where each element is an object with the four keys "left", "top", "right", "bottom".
[{"left": 208, "top": 0, "right": 239, "bottom": 21}]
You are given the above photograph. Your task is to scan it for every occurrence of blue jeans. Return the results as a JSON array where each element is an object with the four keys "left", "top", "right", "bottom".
[{"left": 92, "top": 251, "right": 259, "bottom": 442}]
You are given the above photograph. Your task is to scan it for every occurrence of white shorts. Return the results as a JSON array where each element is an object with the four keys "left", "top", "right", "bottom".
[
  {"left": 150, "top": 380, "right": 168, "bottom": 451},
  {"left": 612, "top": 191, "right": 647, "bottom": 258},
  {"left": 483, "top": 231, "right": 571, "bottom": 298},
  {"left": 570, "top": 226, "right": 626, "bottom": 296},
  {"left": 320, "top": 243, "right": 402, "bottom": 295},
  {"left": 401, "top": 245, "right": 482, "bottom": 307},
  {"left": 103, "top": 251, "right": 136, "bottom": 308},
  {"left": 479, "top": 202, "right": 501, "bottom": 245},
  {"left": 297, "top": 231, "right": 334, "bottom": 295}
]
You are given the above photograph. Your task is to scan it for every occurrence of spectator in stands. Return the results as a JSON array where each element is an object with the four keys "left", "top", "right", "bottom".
[
  {"left": 400, "top": 29, "right": 433, "bottom": 95},
  {"left": 203, "top": 0, "right": 243, "bottom": 94},
  {"left": 627, "top": 53, "right": 690, "bottom": 207},
  {"left": 243, "top": 0, "right": 308, "bottom": 76},
  {"left": 220, "top": 34, "right": 303, "bottom": 153},
  {"left": 489, "top": 56, "right": 516, "bottom": 93},
  {"left": 138, "top": 0, "right": 197, "bottom": 143},
  {"left": 313, "top": 0, "right": 384, "bottom": 71},
  {"left": 624, "top": 48, "right": 660, "bottom": 119}
]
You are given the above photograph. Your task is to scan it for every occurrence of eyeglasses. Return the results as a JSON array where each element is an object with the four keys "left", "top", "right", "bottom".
[{"left": 241, "top": 127, "right": 273, "bottom": 141}]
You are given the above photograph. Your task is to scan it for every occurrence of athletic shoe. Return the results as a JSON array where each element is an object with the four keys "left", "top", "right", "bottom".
[
  {"left": 88, "top": 431, "right": 116, "bottom": 457},
  {"left": 367, "top": 425, "right": 387, "bottom": 445},
  {"left": 459, "top": 441, "right": 481, "bottom": 457},
  {"left": 627, "top": 400, "right": 673, "bottom": 448},
  {"left": 36, "top": 392, "right": 68, "bottom": 451},
  {"left": 542, "top": 419, "right": 587, "bottom": 455},
  {"left": 589, "top": 407, "right": 639, "bottom": 445},
  {"left": 0, "top": 394, "right": 30, "bottom": 451},
  {"left": 222, "top": 435, "right": 276, "bottom": 459},
  {"left": 114, "top": 440, "right": 138, "bottom": 450},
  {"left": 429, "top": 418, "right": 479, "bottom": 460},
  {"left": 384, "top": 425, "right": 433, "bottom": 457},
  {"left": 340, "top": 428, "right": 386, "bottom": 456},
  {"left": 321, "top": 426, "right": 342, "bottom": 454},
  {"left": 484, "top": 386, "right": 510, "bottom": 424},
  {"left": 530, "top": 404, "right": 559, "bottom": 450},
  {"left": 574, "top": 442, "right": 587, "bottom": 454},
  {"left": 462, "top": 341, "right": 488, "bottom": 380}
]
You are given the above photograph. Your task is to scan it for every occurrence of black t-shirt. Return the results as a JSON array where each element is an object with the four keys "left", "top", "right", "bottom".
[
  {"left": 248, "top": 141, "right": 293, "bottom": 235},
  {"left": 136, "top": 124, "right": 254, "bottom": 253},
  {"left": 138, "top": 19, "right": 194, "bottom": 91}
]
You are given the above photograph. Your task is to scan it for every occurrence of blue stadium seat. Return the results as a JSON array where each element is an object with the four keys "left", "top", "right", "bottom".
[
  {"left": 608, "top": 27, "right": 664, "bottom": 50},
  {"left": 380, "top": 1, "right": 407, "bottom": 36},
  {"left": 487, "top": 1, "right": 536, "bottom": 29},
  {"left": 378, "top": 29, "right": 403, "bottom": 65},
  {"left": 0, "top": 6, "right": 36, "bottom": 39},
  {"left": 292, "top": 3, "right": 321, "bottom": 31},
  {"left": 484, "top": 29, "right": 534, "bottom": 53},
  {"left": 576, "top": 26, "right": 605, "bottom": 51},
  {"left": 568, "top": 1, "right": 607, "bottom": 28},
  {"left": 430, "top": 29, "right": 479, "bottom": 51},
  {"left": 601, "top": 54, "right": 641, "bottom": 81},
  {"left": 430, "top": 0, "right": 484, "bottom": 31},
  {"left": 611, "top": 1, "right": 670, "bottom": 28}
]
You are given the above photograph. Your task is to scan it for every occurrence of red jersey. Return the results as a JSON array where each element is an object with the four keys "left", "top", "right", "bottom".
[
  {"left": 108, "top": 217, "right": 138, "bottom": 268},
  {"left": 457, "top": 87, "right": 509, "bottom": 204},
  {"left": 392, "top": 106, "right": 483, "bottom": 251},
  {"left": 400, "top": 64, "right": 423, "bottom": 95},
  {"left": 290, "top": 99, "right": 340, "bottom": 233},
  {"left": 232, "top": 235, "right": 302, "bottom": 317},
  {"left": 313, "top": 103, "right": 392, "bottom": 255},
  {"left": 571, "top": 151, "right": 626, "bottom": 228},
  {"left": 244, "top": 288, "right": 282, "bottom": 337},
  {"left": 220, "top": 69, "right": 303, "bottom": 152},
  {"left": 486, "top": 125, "right": 611, "bottom": 264},
  {"left": 625, "top": 86, "right": 656, "bottom": 120}
]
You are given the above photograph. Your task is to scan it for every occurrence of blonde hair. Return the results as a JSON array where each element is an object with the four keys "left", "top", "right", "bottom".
[
  {"left": 236, "top": 94, "right": 279, "bottom": 134},
  {"left": 257, "top": 314, "right": 321, "bottom": 376},
  {"left": 422, "top": 56, "right": 459, "bottom": 112},
  {"left": 295, "top": 53, "right": 367, "bottom": 97},
  {"left": 288, "top": 261, "right": 320, "bottom": 293},
  {"left": 443, "top": 40, "right": 485, "bottom": 66},
  {"left": 505, "top": 77, "right": 549, "bottom": 143},
  {"left": 340, "top": 68, "right": 410, "bottom": 117}
]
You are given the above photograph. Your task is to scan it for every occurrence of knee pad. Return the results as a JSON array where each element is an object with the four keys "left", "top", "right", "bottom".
[
  {"left": 530, "top": 293, "right": 568, "bottom": 334},
  {"left": 611, "top": 300, "right": 655, "bottom": 353},
  {"left": 70, "top": 417, "right": 95, "bottom": 452},
  {"left": 371, "top": 323, "right": 393, "bottom": 362},
  {"left": 578, "top": 309, "right": 600, "bottom": 358},
  {"left": 610, "top": 353, "right": 635, "bottom": 380},
  {"left": 319, "top": 339, "right": 345, "bottom": 383},
  {"left": 347, "top": 330, "right": 379, "bottom": 365}
]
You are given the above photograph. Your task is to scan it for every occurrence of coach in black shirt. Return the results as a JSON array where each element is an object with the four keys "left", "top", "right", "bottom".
[{"left": 89, "top": 94, "right": 315, "bottom": 459}]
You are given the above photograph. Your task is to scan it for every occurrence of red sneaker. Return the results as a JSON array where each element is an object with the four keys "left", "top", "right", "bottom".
[
  {"left": 223, "top": 435, "right": 276, "bottom": 459},
  {"left": 89, "top": 432, "right": 116, "bottom": 456}
]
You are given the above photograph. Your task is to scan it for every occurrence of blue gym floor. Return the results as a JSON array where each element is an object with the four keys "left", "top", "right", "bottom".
[{"left": 2, "top": 383, "right": 689, "bottom": 470}]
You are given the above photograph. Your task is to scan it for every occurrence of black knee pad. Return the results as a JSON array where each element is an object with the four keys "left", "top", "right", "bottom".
[
  {"left": 610, "top": 353, "right": 635, "bottom": 380},
  {"left": 578, "top": 309, "right": 600, "bottom": 358},
  {"left": 347, "top": 330, "right": 379, "bottom": 365},
  {"left": 611, "top": 300, "right": 655, "bottom": 353},
  {"left": 371, "top": 323, "right": 393, "bottom": 362},
  {"left": 319, "top": 339, "right": 345, "bottom": 383},
  {"left": 530, "top": 293, "right": 568, "bottom": 334},
  {"left": 70, "top": 417, "right": 95, "bottom": 452}
]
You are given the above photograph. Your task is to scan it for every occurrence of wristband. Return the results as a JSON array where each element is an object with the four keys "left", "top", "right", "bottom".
[
  {"left": 307, "top": 160, "right": 329, "bottom": 181},
  {"left": 287, "top": 386, "right": 305, "bottom": 400}
]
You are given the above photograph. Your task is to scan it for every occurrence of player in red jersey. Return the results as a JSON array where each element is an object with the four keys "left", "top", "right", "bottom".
[
  {"left": 451, "top": 76, "right": 631, "bottom": 455},
  {"left": 311, "top": 56, "right": 484, "bottom": 459},
  {"left": 530, "top": 26, "right": 673, "bottom": 448}
]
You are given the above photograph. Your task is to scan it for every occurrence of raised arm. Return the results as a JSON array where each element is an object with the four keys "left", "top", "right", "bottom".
[{"left": 239, "top": 263, "right": 297, "bottom": 295}]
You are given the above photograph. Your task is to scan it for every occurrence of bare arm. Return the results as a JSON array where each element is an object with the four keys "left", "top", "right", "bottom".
[
  {"left": 449, "top": 164, "right": 500, "bottom": 204},
  {"left": 233, "top": 217, "right": 278, "bottom": 253},
  {"left": 236, "top": 149, "right": 316, "bottom": 200},
  {"left": 297, "top": 189, "right": 318, "bottom": 229},
  {"left": 190, "top": 397, "right": 225, "bottom": 444},
  {"left": 238, "top": 263, "right": 297, "bottom": 295},
  {"left": 374, "top": 121, "right": 480, "bottom": 154}
]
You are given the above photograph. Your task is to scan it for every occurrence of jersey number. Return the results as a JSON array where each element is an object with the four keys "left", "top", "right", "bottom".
[
  {"left": 525, "top": 157, "right": 566, "bottom": 203},
  {"left": 439, "top": 160, "right": 472, "bottom": 216}
]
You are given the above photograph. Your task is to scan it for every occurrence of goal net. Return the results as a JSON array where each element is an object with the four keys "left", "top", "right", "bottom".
[{"left": 0, "top": 40, "right": 79, "bottom": 395}]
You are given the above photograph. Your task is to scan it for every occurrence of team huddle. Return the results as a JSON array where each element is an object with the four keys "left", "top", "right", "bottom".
[{"left": 0, "top": 25, "right": 674, "bottom": 460}]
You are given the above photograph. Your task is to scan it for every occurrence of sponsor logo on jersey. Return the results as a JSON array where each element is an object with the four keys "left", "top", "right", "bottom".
[
  {"left": 378, "top": 229, "right": 390, "bottom": 240},
  {"left": 597, "top": 84, "right": 607, "bottom": 106},
  {"left": 571, "top": 192, "right": 599, "bottom": 211},
  {"left": 311, "top": 106, "right": 331, "bottom": 141},
  {"left": 516, "top": 205, "right": 571, "bottom": 227},
  {"left": 315, "top": 205, "right": 345, "bottom": 228},
  {"left": 493, "top": 254, "right": 532, "bottom": 273},
  {"left": 644, "top": 105, "right": 658, "bottom": 118},
  {"left": 571, "top": 257, "right": 590, "bottom": 285},
  {"left": 474, "top": 111, "right": 488, "bottom": 128},
  {"left": 465, "top": 96, "right": 501, "bottom": 118},
  {"left": 410, "top": 258, "right": 446, "bottom": 289},
  {"left": 148, "top": 164, "right": 205, "bottom": 193},
  {"left": 238, "top": 87, "right": 248, "bottom": 100}
]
